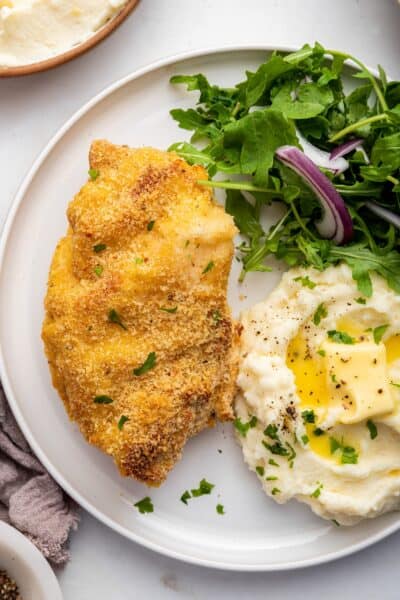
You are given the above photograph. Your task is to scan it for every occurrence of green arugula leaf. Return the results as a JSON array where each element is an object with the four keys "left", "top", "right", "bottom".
[
  {"left": 271, "top": 81, "right": 334, "bottom": 119},
  {"left": 169, "top": 44, "right": 400, "bottom": 296},
  {"left": 330, "top": 246, "right": 400, "bottom": 296},
  {"left": 222, "top": 109, "right": 298, "bottom": 185},
  {"left": 168, "top": 142, "right": 217, "bottom": 175},
  {"left": 242, "top": 54, "right": 296, "bottom": 107},
  {"left": 371, "top": 132, "right": 400, "bottom": 169},
  {"left": 225, "top": 189, "right": 263, "bottom": 239}
]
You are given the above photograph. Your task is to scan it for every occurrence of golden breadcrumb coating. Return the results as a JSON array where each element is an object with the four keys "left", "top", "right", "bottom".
[{"left": 42, "top": 140, "right": 239, "bottom": 486}]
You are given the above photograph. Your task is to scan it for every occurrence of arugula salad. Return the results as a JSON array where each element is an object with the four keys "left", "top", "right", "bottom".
[{"left": 169, "top": 43, "right": 400, "bottom": 297}]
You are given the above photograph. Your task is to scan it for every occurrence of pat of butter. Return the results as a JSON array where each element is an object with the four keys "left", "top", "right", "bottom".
[{"left": 322, "top": 340, "right": 394, "bottom": 424}]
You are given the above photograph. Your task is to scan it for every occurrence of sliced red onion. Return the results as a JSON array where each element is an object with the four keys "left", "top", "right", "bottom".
[
  {"left": 276, "top": 145, "right": 354, "bottom": 244},
  {"left": 365, "top": 201, "right": 400, "bottom": 230},
  {"left": 296, "top": 130, "right": 348, "bottom": 175},
  {"left": 330, "top": 138, "right": 363, "bottom": 161}
]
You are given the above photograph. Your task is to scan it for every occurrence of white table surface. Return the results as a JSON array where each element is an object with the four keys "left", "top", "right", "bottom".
[{"left": 1, "top": 0, "right": 400, "bottom": 597}]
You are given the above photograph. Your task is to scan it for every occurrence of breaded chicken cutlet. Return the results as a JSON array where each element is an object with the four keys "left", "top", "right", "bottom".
[{"left": 42, "top": 140, "right": 239, "bottom": 486}]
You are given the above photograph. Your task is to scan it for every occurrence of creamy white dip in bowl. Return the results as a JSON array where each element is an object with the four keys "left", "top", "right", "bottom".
[{"left": 0, "top": 0, "right": 139, "bottom": 77}]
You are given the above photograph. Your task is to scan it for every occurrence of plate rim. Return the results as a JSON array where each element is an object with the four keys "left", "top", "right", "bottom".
[{"left": 0, "top": 43, "right": 398, "bottom": 572}]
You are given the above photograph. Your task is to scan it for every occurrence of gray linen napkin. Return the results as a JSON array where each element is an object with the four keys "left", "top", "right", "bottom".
[{"left": 0, "top": 384, "right": 79, "bottom": 565}]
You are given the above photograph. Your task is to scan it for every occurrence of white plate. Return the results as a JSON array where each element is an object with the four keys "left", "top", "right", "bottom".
[
  {"left": 0, "top": 522, "right": 63, "bottom": 600},
  {"left": 0, "top": 45, "right": 399, "bottom": 572}
]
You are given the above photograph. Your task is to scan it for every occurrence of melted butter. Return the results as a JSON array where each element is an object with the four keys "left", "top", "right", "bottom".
[
  {"left": 287, "top": 333, "right": 335, "bottom": 459},
  {"left": 385, "top": 335, "right": 400, "bottom": 364},
  {"left": 286, "top": 314, "right": 400, "bottom": 463},
  {"left": 305, "top": 424, "right": 333, "bottom": 459},
  {"left": 389, "top": 469, "right": 400, "bottom": 477},
  {"left": 286, "top": 333, "right": 328, "bottom": 413}
]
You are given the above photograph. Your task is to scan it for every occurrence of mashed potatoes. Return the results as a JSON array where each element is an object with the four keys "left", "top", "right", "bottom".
[
  {"left": 236, "top": 264, "right": 400, "bottom": 525},
  {"left": 0, "top": 0, "right": 127, "bottom": 67}
]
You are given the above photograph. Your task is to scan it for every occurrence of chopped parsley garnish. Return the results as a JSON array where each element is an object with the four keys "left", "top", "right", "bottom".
[
  {"left": 391, "top": 382, "right": 400, "bottom": 389},
  {"left": 133, "top": 352, "right": 157, "bottom": 376},
  {"left": 134, "top": 496, "right": 154, "bottom": 514},
  {"left": 212, "top": 309, "right": 222, "bottom": 322},
  {"left": 271, "top": 487, "right": 281, "bottom": 496},
  {"left": 93, "top": 243, "right": 106, "bottom": 253},
  {"left": 180, "top": 491, "right": 191, "bottom": 505},
  {"left": 327, "top": 330, "right": 356, "bottom": 345},
  {"left": 160, "top": 306, "right": 178, "bottom": 313},
  {"left": 216, "top": 504, "right": 225, "bottom": 515},
  {"left": 191, "top": 478, "right": 215, "bottom": 497},
  {"left": 266, "top": 476, "right": 278, "bottom": 481},
  {"left": 330, "top": 437, "right": 341, "bottom": 454},
  {"left": 331, "top": 519, "right": 340, "bottom": 527},
  {"left": 366, "top": 419, "right": 378, "bottom": 440},
  {"left": 301, "top": 409, "right": 315, "bottom": 424},
  {"left": 202, "top": 260, "right": 215, "bottom": 274},
  {"left": 313, "top": 427, "right": 325, "bottom": 436},
  {"left": 341, "top": 445, "right": 358, "bottom": 464},
  {"left": 313, "top": 303, "right": 328, "bottom": 326},
  {"left": 330, "top": 437, "right": 358, "bottom": 464},
  {"left": 301, "top": 434, "right": 309, "bottom": 445},
  {"left": 317, "top": 349, "right": 326, "bottom": 357},
  {"left": 108, "top": 309, "right": 127, "bottom": 330},
  {"left": 94, "top": 265, "right": 103, "bottom": 277},
  {"left": 355, "top": 297, "right": 366, "bottom": 305},
  {"left": 263, "top": 440, "right": 289, "bottom": 456},
  {"left": 268, "top": 459, "right": 279, "bottom": 467},
  {"left": 264, "top": 423, "right": 279, "bottom": 439},
  {"left": 94, "top": 395, "right": 113, "bottom": 404},
  {"left": 88, "top": 168, "right": 100, "bottom": 181},
  {"left": 331, "top": 373, "right": 338, "bottom": 383},
  {"left": 147, "top": 220, "right": 155, "bottom": 231},
  {"left": 373, "top": 324, "right": 389, "bottom": 344},
  {"left": 118, "top": 415, "right": 129, "bottom": 430},
  {"left": 255, "top": 466, "right": 265, "bottom": 476},
  {"left": 233, "top": 415, "right": 257, "bottom": 437},
  {"left": 294, "top": 275, "right": 316, "bottom": 289},
  {"left": 134, "top": 257, "right": 144, "bottom": 264},
  {"left": 310, "top": 483, "right": 323, "bottom": 498}
]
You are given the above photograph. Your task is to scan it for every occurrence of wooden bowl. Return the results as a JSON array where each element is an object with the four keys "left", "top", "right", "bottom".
[{"left": 0, "top": 0, "right": 139, "bottom": 78}]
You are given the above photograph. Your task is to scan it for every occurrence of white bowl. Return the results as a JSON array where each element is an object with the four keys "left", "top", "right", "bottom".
[{"left": 0, "top": 522, "right": 63, "bottom": 599}]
